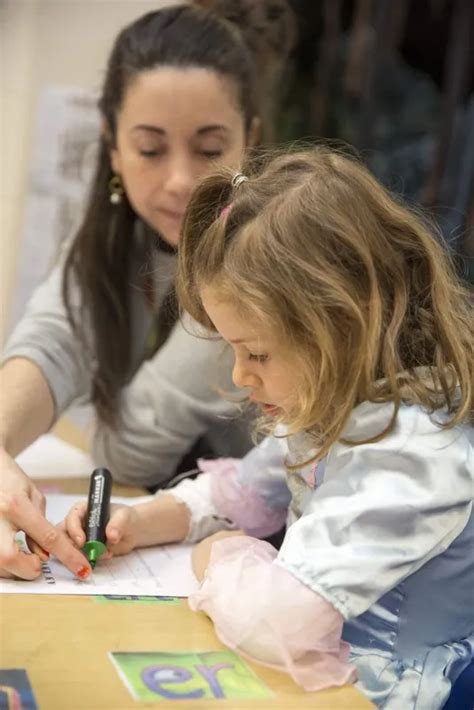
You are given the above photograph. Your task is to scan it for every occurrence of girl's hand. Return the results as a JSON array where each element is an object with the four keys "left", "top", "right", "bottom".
[
  {"left": 192, "top": 530, "right": 245, "bottom": 581},
  {"left": 59, "top": 501, "right": 141, "bottom": 559}
]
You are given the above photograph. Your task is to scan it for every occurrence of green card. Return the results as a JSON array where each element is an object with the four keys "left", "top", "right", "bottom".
[
  {"left": 110, "top": 651, "right": 273, "bottom": 701},
  {"left": 95, "top": 594, "right": 181, "bottom": 604}
]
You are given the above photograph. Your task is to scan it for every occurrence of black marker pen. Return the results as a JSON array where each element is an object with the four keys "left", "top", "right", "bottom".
[{"left": 83, "top": 468, "right": 112, "bottom": 568}]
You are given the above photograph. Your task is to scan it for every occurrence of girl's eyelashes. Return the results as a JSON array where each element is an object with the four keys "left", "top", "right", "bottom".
[
  {"left": 248, "top": 352, "right": 269, "bottom": 363},
  {"left": 200, "top": 150, "right": 223, "bottom": 159}
]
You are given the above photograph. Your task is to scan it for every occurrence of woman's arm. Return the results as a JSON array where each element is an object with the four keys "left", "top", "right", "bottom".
[
  {"left": 0, "top": 358, "right": 55, "bottom": 456},
  {"left": 0, "top": 361, "right": 92, "bottom": 580},
  {"left": 0, "top": 256, "right": 95, "bottom": 580},
  {"left": 2, "top": 256, "right": 93, "bottom": 422}
]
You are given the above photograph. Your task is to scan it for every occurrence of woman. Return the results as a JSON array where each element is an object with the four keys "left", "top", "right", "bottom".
[{"left": 0, "top": 2, "right": 295, "bottom": 580}]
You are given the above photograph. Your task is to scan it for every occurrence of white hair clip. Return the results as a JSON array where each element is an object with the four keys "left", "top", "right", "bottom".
[{"left": 231, "top": 173, "right": 249, "bottom": 188}]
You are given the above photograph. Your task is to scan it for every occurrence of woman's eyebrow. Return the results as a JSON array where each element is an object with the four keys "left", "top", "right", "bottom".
[
  {"left": 132, "top": 125, "right": 165, "bottom": 135},
  {"left": 196, "top": 124, "right": 229, "bottom": 135},
  {"left": 131, "top": 124, "right": 229, "bottom": 136}
]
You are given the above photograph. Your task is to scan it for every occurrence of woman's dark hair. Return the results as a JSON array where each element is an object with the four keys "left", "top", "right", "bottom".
[{"left": 62, "top": 2, "right": 295, "bottom": 426}]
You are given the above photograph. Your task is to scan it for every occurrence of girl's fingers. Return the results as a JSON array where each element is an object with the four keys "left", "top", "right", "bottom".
[
  {"left": 65, "top": 501, "right": 88, "bottom": 546},
  {"left": 106, "top": 525, "right": 121, "bottom": 545},
  {"left": 105, "top": 506, "right": 131, "bottom": 545}
]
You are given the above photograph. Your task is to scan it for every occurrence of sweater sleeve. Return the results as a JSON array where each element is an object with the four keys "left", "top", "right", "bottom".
[
  {"left": 90, "top": 315, "right": 254, "bottom": 488},
  {"left": 2, "top": 256, "right": 92, "bottom": 416}
]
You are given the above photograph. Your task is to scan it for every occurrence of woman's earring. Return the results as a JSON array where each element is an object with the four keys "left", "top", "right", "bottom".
[{"left": 109, "top": 175, "right": 124, "bottom": 205}]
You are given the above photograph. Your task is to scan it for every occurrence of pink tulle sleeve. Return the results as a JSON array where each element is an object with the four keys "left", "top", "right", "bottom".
[
  {"left": 199, "top": 451, "right": 290, "bottom": 539},
  {"left": 189, "top": 536, "right": 356, "bottom": 691}
]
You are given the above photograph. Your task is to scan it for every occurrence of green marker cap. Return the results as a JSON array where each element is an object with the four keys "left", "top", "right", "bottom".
[{"left": 83, "top": 540, "right": 107, "bottom": 568}]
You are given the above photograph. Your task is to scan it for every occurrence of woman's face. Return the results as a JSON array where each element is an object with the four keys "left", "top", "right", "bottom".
[{"left": 110, "top": 67, "right": 258, "bottom": 246}]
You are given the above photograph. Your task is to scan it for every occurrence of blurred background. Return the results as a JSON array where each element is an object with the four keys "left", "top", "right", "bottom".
[
  {"left": 1, "top": 1, "right": 174, "bottom": 347},
  {"left": 280, "top": 0, "right": 473, "bottom": 280},
  {"left": 1, "top": 0, "right": 473, "bottom": 348}
]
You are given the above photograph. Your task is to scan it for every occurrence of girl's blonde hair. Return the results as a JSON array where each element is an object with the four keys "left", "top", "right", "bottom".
[{"left": 177, "top": 146, "right": 473, "bottom": 458}]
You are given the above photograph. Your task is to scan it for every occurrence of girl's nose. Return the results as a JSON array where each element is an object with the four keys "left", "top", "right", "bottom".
[{"left": 232, "top": 360, "right": 260, "bottom": 390}]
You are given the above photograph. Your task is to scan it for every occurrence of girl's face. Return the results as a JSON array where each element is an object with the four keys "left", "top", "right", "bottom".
[
  {"left": 201, "top": 285, "right": 298, "bottom": 418},
  {"left": 110, "top": 67, "right": 258, "bottom": 246}
]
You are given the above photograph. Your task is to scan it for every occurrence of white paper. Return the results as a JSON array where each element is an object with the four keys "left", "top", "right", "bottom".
[
  {"left": 0, "top": 495, "right": 198, "bottom": 597},
  {"left": 16, "top": 434, "right": 95, "bottom": 479}
]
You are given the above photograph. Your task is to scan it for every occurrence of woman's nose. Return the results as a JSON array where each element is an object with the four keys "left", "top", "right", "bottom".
[{"left": 162, "top": 156, "right": 194, "bottom": 199}]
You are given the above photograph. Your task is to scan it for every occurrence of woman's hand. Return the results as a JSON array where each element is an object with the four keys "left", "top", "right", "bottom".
[
  {"left": 192, "top": 530, "right": 245, "bottom": 581},
  {"left": 60, "top": 501, "right": 142, "bottom": 559},
  {"left": 0, "top": 448, "right": 91, "bottom": 580}
]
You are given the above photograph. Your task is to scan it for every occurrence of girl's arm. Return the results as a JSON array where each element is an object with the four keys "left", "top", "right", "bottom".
[
  {"left": 277, "top": 404, "right": 473, "bottom": 619},
  {"left": 190, "top": 534, "right": 355, "bottom": 692},
  {"left": 62, "top": 492, "right": 191, "bottom": 558},
  {"left": 64, "top": 434, "right": 291, "bottom": 556},
  {"left": 130, "top": 494, "right": 190, "bottom": 546},
  {"left": 187, "top": 403, "right": 473, "bottom": 691},
  {"left": 169, "top": 433, "right": 291, "bottom": 542}
]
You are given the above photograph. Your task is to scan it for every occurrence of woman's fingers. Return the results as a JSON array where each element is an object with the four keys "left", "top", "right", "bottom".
[
  {"left": 0, "top": 519, "right": 42, "bottom": 580},
  {"left": 25, "top": 535, "right": 50, "bottom": 561},
  {"left": 30, "top": 484, "right": 46, "bottom": 516},
  {"left": 0, "top": 493, "right": 90, "bottom": 579}
]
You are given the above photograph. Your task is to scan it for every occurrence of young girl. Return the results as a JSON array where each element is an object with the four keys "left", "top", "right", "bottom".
[
  {"left": 63, "top": 147, "right": 473, "bottom": 708},
  {"left": 0, "top": 2, "right": 296, "bottom": 580}
]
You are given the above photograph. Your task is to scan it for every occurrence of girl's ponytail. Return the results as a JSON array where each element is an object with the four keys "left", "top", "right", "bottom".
[{"left": 177, "top": 170, "right": 236, "bottom": 323}]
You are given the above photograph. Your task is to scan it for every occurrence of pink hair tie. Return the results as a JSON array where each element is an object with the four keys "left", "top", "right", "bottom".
[{"left": 221, "top": 203, "right": 233, "bottom": 219}]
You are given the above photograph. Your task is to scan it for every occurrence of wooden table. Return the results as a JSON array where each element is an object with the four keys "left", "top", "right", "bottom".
[
  {"left": 0, "top": 478, "right": 374, "bottom": 709},
  {"left": 52, "top": 415, "right": 90, "bottom": 452}
]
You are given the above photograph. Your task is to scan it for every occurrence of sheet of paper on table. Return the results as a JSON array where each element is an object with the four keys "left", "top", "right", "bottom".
[
  {"left": 16, "top": 434, "right": 94, "bottom": 479},
  {"left": 0, "top": 494, "right": 198, "bottom": 598}
]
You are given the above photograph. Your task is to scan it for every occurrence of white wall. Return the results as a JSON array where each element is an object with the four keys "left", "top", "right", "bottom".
[{"left": 0, "top": 0, "right": 173, "bottom": 346}]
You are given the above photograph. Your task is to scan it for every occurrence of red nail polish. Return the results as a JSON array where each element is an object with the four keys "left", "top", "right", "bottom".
[{"left": 76, "top": 565, "right": 91, "bottom": 579}]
